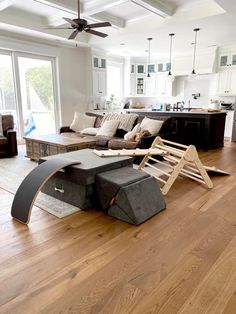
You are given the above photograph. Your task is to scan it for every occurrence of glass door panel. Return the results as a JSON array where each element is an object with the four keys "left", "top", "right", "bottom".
[
  {"left": 18, "top": 56, "right": 56, "bottom": 136},
  {"left": 0, "top": 53, "right": 18, "bottom": 133}
]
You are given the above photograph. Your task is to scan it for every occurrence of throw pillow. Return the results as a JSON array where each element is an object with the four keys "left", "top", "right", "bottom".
[
  {"left": 140, "top": 117, "right": 164, "bottom": 136},
  {"left": 0, "top": 114, "right": 3, "bottom": 136},
  {"left": 80, "top": 127, "right": 99, "bottom": 136},
  {"left": 124, "top": 123, "right": 141, "bottom": 140},
  {"left": 70, "top": 112, "right": 96, "bottom": 132},
  {"left": 97, "top": 120, "right": 120, "bottom": 137}
]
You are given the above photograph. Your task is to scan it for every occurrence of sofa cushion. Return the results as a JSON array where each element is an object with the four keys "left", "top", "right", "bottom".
[
  {"left": 140, "top": 117, "right": 164, "bottom": 136},
  {"left": 101, "top": 113, "right": 138, "bottom": 132},
  {"left": 96, "top": 136, "right": 112, "bottom": 148},
  {"left": 70, "top": 112, "right": 96, "bottom": 132},
  {"left": 97, "top": 120, "right": 120, "bottom": 137},
  {"left": 85, "top": 112, "right": 103, "bottom": 128},
  {"left": 81, "top": 127, "right": 99, "bottom": 136}
]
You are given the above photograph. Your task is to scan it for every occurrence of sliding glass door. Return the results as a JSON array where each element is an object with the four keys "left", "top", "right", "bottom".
[
  {"left": 0, "top": 52, "right": 18, "bottom": 132},
  {"left": 0, "top": 50, "right": 59, "bottom": 140},
  {"left": 18, "top": 56, "right": 56, "bottom": 136}
]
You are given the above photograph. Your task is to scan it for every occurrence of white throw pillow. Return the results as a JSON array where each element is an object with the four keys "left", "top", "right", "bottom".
[
  {"left": 97, "top": 120, "right": 120, "bottom": 137},
  {"left": 124, "top": 123, "right": 141, "bottom": 140},
  {"left": 70, "top": 112, "right": 96, "bottom": 132},
  {"left": 0, "top": 114, "right": 3, "bottom": 136},
  {"left": 140, "top": 117, "right": 164, "bottom": 136},
  {"left": 80, "top": 127, "right": 99, "bottom": 136}
]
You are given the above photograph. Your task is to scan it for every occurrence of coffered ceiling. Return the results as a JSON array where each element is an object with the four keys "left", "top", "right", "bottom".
[{"left": 0, "top": 0, "right": 236, "bottom": 58}]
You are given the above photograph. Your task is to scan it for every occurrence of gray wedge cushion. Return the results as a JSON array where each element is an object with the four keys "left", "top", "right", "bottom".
[
  {"left": 108, "top": 176, "right": 166, "bottom": 225},
  {"left": 96, "top": 167, "right": 150, "bottom": 210}
]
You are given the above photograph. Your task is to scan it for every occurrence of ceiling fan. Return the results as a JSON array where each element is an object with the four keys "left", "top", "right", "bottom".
[{"left": 47, "top": 0, "right": 112, "bottom": 39}]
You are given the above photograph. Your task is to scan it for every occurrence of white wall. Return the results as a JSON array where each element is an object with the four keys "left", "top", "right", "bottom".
[
  {"left": 0, "top": 35, "right": 91, "bottom": 127},
  {"left": 58, "top": 46, "right": 89, "bottom": 125}
]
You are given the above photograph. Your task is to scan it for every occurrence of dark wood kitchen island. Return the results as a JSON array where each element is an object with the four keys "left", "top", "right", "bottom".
[{"left": 126, "top": 110, "right": 226, "bottom": 150}]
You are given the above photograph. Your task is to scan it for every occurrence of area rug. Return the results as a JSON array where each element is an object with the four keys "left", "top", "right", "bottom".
[{"left": 0, "top": 146, "right": 81, "bottom": 218}]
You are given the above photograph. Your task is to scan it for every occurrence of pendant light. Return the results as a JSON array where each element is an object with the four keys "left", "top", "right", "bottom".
[
  {"left": 189, "top": 28, "right": 200, "bottom": 80},
  {"left": 166, "top": 33, "right": 175, "bottom": 82},
  {"left": 147, "top": 37, "right": 152, "bottom": 78}
]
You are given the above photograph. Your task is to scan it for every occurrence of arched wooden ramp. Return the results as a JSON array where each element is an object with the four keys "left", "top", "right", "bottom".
[{"left": 11, "top": 158, "right": 80, "bottom": 224}]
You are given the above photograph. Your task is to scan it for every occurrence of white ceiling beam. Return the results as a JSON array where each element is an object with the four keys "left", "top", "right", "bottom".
[
  {"left": 83, "top": 0, "right": 130, "bottom": 16},
  {"left": 131, "top": 0, "right": 173, "bottom": 18},
  {"left": 32, "top": 0, "right": 76, "bottom": 14},
  {"left": 90, "top": 12, "right": 126, "bottom": 29},
  {"left": 0, "top": 0, "right": 15, "bottom": 11}
]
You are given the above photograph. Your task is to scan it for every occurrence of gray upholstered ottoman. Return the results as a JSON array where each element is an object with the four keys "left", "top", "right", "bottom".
[
  {"left": 39, "top": 149, "right": 133, "bottom": 209},
  {"left": 96, "top": 167, "right": 166, "bottom": 225}
]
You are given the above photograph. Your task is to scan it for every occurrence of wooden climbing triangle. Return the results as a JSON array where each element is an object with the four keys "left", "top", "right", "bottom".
[{"left": 138, "top": 136, "right": 213, "bottom": 195}]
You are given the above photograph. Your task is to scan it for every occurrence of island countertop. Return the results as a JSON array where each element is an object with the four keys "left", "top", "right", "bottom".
[{"left": 125, "top": 108, "right": 226, "bottom": 115}]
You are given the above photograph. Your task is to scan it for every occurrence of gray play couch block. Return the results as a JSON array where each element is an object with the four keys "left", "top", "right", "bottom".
[
  {"left": 96, "top": 167, "right": 166, "bottom": 225},
  {"left": 39, "top": 149, "right": 133, "bottom": 209}
]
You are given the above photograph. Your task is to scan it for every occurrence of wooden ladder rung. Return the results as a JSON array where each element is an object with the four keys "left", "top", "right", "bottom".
[{"left": 144, "top": 162, "right": 171, "bottom": 177}]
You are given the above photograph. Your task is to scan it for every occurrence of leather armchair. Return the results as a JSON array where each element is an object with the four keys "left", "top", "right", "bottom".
[{"left": 0, "top": 115, "right": 18, "bottom": 157}]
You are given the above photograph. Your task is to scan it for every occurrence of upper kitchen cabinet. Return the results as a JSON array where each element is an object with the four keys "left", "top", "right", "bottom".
[
  {"left": 130, "top": 64, "right": 135, "bottom": 75},
  {"left": 219, "top": 53, "right": 236, "bottom": 68},
  {"left": 92, "top": 56, "right": 106, "bottom": 70},
  {"left": 136, "top": 64, "right": 146, "bottom": 75},
  {"left": 147, "top": 63, "right": 156, "bottom": 74},
  {"left": 157, "top": 62, "right": 168, "bottom": 73},
  {"left": 217, "top": 68, "right": 236, "bottom": 95}
]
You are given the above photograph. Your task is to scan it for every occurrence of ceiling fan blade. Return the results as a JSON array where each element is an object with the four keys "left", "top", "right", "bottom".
[
  {"left": 68, "top": 30, "right": 79, "bottom": 40},
  {"left": 87, "top": 22, "right": 112, "bottom": 29},
  {"left": 44, "top": 27, "right": 73, "bottom": 30},
  {"left": 63, "top": 17, "right": 78, "bottom": 27},
  {"left": 86, "top": 29, "right": 108, "bottom": 38}
]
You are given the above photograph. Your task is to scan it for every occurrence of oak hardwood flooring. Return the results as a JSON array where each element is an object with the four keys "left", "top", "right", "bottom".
[{"left": 0, "top": 142, "right": 236, "bottom": 313}]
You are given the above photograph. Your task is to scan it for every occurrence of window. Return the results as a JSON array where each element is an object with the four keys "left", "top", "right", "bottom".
[{"left": 107, "top": 62, "right": 123, "bottom": 104}]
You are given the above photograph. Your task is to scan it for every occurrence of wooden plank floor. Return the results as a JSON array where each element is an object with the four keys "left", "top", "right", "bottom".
[{"left": 0, "top": 142, "right": 236, "bottom": 314}]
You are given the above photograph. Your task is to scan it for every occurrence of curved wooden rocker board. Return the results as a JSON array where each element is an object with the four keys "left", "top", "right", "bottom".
[{"left": 11, "top": 158, "right": 80, "bottom": 224}]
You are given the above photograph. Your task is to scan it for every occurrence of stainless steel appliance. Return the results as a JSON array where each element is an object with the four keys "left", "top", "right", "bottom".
[{"left": 220, "top": 102, "right": 234, "bottom": 110}]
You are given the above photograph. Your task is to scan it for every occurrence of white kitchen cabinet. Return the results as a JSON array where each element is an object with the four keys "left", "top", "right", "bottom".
[
  {"left": 130, "top": 64, "right": 135, "bottom": 75},
  {"left": 224, "top": 110, "right": 234, "bottom": 138},
  {"left": 147, "top": 63, "right": 156, "bottom": 74},
  {"left": 93, "top": 70, "right": 107, "bottom": 97},
  {"left": 156, "top": 74, "right": 172, "bottom": 96},
  {"left": 92, "top": 56, "right": 106, "bottom": 70},
  {"left": 219, "top": 53, "right": 236, "bottom": 68},
  {"left": 217, "top": 68, "right": 236, "bottom": 95},
  {"left": 136, "top": 77, "right": 146, "bottom": 95},
  {"left": 146, "top": 75, "right": 156, "bottom": 96},
  {"left": 136, "top": 64, "right": 146, "bottom": 75}
]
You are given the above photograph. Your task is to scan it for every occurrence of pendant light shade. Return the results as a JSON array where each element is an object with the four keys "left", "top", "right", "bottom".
[
  {"left": 166, "top": 33, "right": 175, "bottom": 83},
  {"left": 147, "top": 37, "right": 152, "bottom": 78},
  {"left": 188, "top": 28, "right": 200, "bottom": 80}
]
